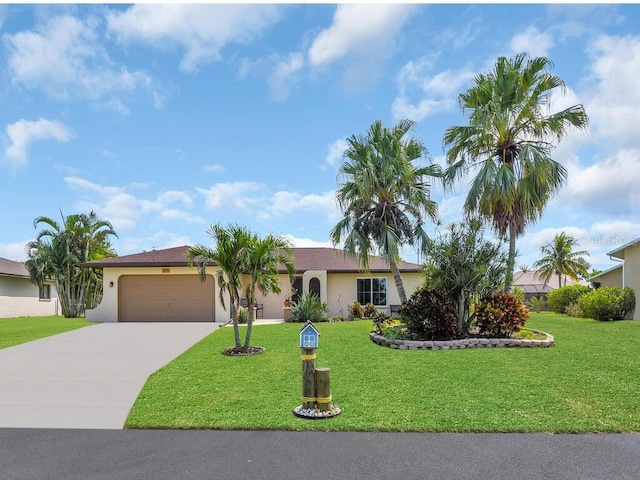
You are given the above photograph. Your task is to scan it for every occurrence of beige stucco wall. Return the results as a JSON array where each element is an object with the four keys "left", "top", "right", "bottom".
[
  {"left": 621, "top": 243, "right": 640, "bottom": 320},
  {"left": 85, "top": 266, "right": 230, "bottom": 323},
  {"left": 0, "top": 276, "right": 59, "bottom": 318},
  {"left": 593, "top": 267, "right": 623, "bottom": 288}
]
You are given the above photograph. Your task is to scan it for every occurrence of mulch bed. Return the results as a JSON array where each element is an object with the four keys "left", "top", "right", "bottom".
[{"left": 221, "top": 346, "right": 265, "bottom": 356}]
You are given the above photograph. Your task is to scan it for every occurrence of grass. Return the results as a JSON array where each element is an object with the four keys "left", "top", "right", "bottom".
[
  {"left": 125, "top": 313, "right": 640, "bottom": 432},
  {"left": 0, "top": 316, "right": 93, "bottom": 349}
]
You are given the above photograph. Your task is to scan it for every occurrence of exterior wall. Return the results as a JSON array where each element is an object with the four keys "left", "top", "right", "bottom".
[
  {"left": 85, "top": 266, "right": 229, "bottom": 323},
  {"left": 622, "top": 244, "right": 640, "bottom": 320},
  {"left": 593, "top": 267, "right": 623, "bottom": 288},
  {"left": 0, "top": 276, "right": 59, "bottom": 318}
]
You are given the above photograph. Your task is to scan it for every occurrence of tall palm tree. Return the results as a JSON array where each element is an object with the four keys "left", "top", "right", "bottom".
[
  {"left": 443, "top": 53, "right": 589, "bottom": 292},
  {"left": 187, "top": 224, "right": 252, "bottom": 352},
  {"left": 242, "top": 233, "right": 295, "bottom": 352},
  {"left": 330, "top": 118, "right": 440, "bottom": 303},
  {"left": 533, "top": 232, "right": 590, "bottom": 288},
  {"left": 26, "top": 211, "right": 117, "bottom": 317}
]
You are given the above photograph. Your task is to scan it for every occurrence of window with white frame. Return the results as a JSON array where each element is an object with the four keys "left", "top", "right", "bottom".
[{"left": 357, "top": 278, "right": 387, "bottom": 306}]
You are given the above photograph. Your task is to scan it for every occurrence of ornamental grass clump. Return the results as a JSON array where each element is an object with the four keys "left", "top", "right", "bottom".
[
  {"left": 474, "top": 292, "right": 529, "bottom": 338},
  {"left": 399, "top": 285, "right": 457, "bottom": 341}
]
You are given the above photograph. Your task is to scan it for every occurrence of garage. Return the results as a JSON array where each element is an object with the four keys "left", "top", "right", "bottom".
[{"left": 118, "top": 275, "right": 215, "bottom": 322}]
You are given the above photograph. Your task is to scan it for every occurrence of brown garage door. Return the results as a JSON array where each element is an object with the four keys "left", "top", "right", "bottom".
[{"left": 119, "top": 275, "right": 215, "bottom": 322}]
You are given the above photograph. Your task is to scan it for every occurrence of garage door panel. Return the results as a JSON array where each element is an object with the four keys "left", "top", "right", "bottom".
[{"left": 119, "top": 275, "right": 215, "bottom": 322}]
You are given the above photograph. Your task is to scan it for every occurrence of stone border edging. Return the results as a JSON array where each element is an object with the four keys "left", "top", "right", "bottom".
[{"left": 369, "top": 330, "right": 555, "bottom": 350}]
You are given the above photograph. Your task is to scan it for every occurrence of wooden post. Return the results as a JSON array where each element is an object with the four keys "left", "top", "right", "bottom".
[
  {"left": 301, "top": 347, "right": 316, "bottom": 409},
  {"left": 315, "top": 367, "right": 331, "bottom": 412}
]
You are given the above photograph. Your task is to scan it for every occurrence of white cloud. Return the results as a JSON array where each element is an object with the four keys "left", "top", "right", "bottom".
[
  {"left": 107, "top": 4, "right": 282, "bottom": 72},
  {"left": 586, "top": 34, "right": 640, "bottom": 145},
  {"left": 203, "top": 163, "right": 225, "bottom": 173},
  {"left": 196, "top": 181, "right": 264, "bottom": 210},
  {"left": 282, "top": 234, "right": 333, "bottom": 248},
  {"left": 565, "top": 149, "right": 640, "bottom": 215},
  {"left": 0, "top": 241, "right": 29, "bottom": 262},
  {"left": 65, "top": 176, "right": 196, "bottom": 230},
  {"left": 4, "top": 118, "right": 73, "bottom": 166},
  {"left": 4, "top": 14, "right": 162, "bottom": 110},
  {"left": 267, "top": 52, "right": 304, "bottom": 101},
  {"left": 160, "top": 209, "right": 206, "bottom": 224},
  {"left": 268, "top": 190, "right": 339, "bottom": 220},
  {"left": 308, "top": 4, "right": 414, "bottom": 67},
  {"left": 121, "top": 231, "right": 193, "bottom": 256},
  {"left": 510, "top": 26, "right": 555, "bottom": 57},
  {"left": 392, "top": 59, "right": 474, "bottom": 122},
  {"left": 325, "top": 138, "right": 348, "bottom": 169}
]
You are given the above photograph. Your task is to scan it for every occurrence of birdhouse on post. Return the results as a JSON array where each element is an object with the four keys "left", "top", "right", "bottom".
[{"left": 300, "top": 321, "right": 319, "bottom": 349}]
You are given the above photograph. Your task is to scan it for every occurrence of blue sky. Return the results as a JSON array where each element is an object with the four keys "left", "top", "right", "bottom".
[{"left": 1, "top": 3, "right": 639, "bottom": 273}]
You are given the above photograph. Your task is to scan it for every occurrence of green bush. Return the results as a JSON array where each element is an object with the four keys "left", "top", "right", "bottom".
[
  {"left": 474, "top": 292, "right": 529, "bottom": 338},
  {"left": 547, "top": 285, "right": 592, "bottom": 314},
  {"left": 564, "top": 303, "right": 583, "bottom": 318},
  {"left": 528, "top": 296, "right": 545, "bottom": 313},
  {"left": 399, "top": 285, "right": 457, "bottom": 341},
  {"left": 348, "top": 301, "right": 364, "bottom": 319},
  {"left": 362, "top": 302, "right": 378, "bottom": 318},
  {"left": 577, "top": 286, "right": 635, "bottom": 322},
  {"left": 236, "top": 306, "right": 248, "bottom": 324},
  {"left": 511, "top": 286, "right": 525, "bottom": 302},
  {"left": 290, "top": 293, "right": 329, "bottom": 323}
]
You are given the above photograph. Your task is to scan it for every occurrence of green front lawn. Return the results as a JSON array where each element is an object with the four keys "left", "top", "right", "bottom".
[
  {"left": 0, "top": 316, "right": 93, "bottom": 349},
  {"left": 125, "top": 313, "right": 640, "bottom": 432}
]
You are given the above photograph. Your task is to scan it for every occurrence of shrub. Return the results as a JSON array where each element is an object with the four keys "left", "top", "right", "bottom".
[
  {"left": 564, "top": 303, "right": 583, "bottom": 318},
  {"left": 372, "top": 312, "right": 392, "bottom": 335},
  {"left": 362, "top": 302, "right": 378, "bottom": 318},
  {"left": 348, "top": 301, "right": 364, "bottom": 319},
  {"left": 474, "top": 292, "right": 529, "bottom": 338},
  {"left": 290, "top": 293, "right": 329, "bottom": 323},
  {"left": 236, "top": 306, "right": 249, "bottom": 324},
  {"left": 547, "top": 285, "right": 591, "bottom": 314},
  {"left": 399, "top": 285, "right": 457, "bottom": 341},
  {"left": 578, "top": 286, "right": 635, "bottom": 322},
  {"left": 511, "top": 286, "right": 525, "bottom": 302},
  {"left": 528, "top": 296, "right": 545, "bottom": 313}
]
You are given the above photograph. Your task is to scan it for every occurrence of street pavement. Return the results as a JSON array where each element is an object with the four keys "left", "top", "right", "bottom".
[
  {"left": 1, "top": 429, "right": 638, "bottom": 480},
  {"left": 0, "top": 322, "right": 219, "bottom": 429}
]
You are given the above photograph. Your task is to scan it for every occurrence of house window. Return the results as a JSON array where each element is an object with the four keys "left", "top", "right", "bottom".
[
  {"left": 39, "top": 284, "right": 51, "bottom": 301},
  {"left": 357, "top": 278, "right": 387, "bottom": 306}
]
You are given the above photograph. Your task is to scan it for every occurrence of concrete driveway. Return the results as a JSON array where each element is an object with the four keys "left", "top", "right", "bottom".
[{"left": 0, "top": 322, "right": 220, "bottom": 429}]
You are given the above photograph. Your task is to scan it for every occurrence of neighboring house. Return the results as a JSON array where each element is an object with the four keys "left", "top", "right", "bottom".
[
  {"left": 84, "top": 246, "right": 424, "bottom": 323},
  {"left": 513, "top": 269, "right": 584, "bottom": 303},
  {"left": 0, "top": 256, "right": 59, "bottom": 318},
  {"left": 589, "top": 239, "right": 638, "bottom": 320}
]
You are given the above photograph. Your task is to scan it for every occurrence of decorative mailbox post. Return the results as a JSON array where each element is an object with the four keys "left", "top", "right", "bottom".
[{"left": 293, "top": 320, "right": 341, "bottom": 419}]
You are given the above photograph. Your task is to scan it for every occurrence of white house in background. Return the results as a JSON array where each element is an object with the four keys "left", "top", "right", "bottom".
[
  {"left": 84, "top": 246, "right": 424, "bottom": 323},
  {"left": 589, "top": 238, "right": 639, "bottom": 320},
  {"left": 0, "top": 256, "right": 59, "bottom": 318}
]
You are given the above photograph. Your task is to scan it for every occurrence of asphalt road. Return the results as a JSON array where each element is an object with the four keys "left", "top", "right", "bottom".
[{"left": 1, "top": 429, "right": 638, "bottom": 480}]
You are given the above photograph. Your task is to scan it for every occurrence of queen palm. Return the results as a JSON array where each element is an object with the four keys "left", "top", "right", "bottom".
[
  {"left": 330, "top": 119, "right": 440, "bottom": 303},
  {"left": 443, "top": 53, "right": 589, "bottom": 292},
  {"left": 187, "top": 224, "right": 252, "bottom": 352},
  {"left": 533, "top": 232, "right": 590, "bottom": 288}
]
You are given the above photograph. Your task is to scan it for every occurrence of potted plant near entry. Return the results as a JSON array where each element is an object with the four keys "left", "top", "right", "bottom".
[{"left": 284, "top": 287, "right": 297, "bottom": 307}]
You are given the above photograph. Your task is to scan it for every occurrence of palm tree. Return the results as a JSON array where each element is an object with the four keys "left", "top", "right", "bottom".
[
  {"left": 187, "top": 224, "right": 252, "bottom": 352},
  {"left": 443, "top": 53, "right": 589, "bottom": 292},
  {"left": 242, "top": 233, "right": 295, "bottom": 352},
  {"left": 25, "top": 211, "right": 117, "bottom": 317},
  {"left": 533, "top": 232, "right": 590, "bottom": 288},
  {"left": 188, "top": 225, "right": 294, "bottom": 354},
  {"left": 330, "top": 119, "right": 440, "bottom": 303}
]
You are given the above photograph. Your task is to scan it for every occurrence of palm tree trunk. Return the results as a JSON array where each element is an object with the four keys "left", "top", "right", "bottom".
[
  {"left": 229, "top": 295, "right": 242, "bottom": 351},
  {"left": 389, "top": 260, "right": 407, "bottom": 303},
  {"left": 504, "top": 224, "right": 517, "bottom": 293},
  {"left": 243, "top": 291, "right": 255, "bottom": 353}
]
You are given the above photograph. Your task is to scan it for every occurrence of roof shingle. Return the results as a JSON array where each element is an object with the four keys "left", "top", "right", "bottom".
[
  {"left": 0, "top": 257, "right": 29, "bottom": 278},
  {"left": 84, "top": 246, "right": 421, "bottom": 273}
]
